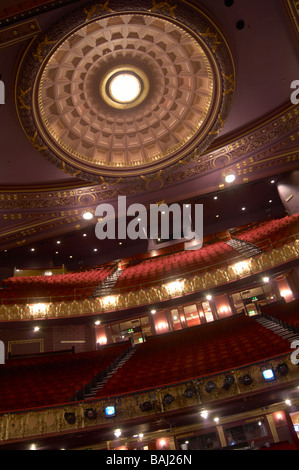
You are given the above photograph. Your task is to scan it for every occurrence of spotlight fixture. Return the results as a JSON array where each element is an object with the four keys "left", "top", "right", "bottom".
[
  {"left": 200, "top": 410, "right": 209, "bottom": 419},
  {"left": 33, "top": 326, "right": 40, "bottom": 332},
  {"left": 114, "top": 429, "right": 122, "bottom": 438},
  {"left": 225, "top": 173, "right": 236, "bottom": 183},
  {"left": 262, "top": 368, "right": 275, "bottom": 382},
  {"left": 104, "top": 405, "right": 116, "bottom": 417},
  {"left": 94, "top": 320, "right": 100, "bottom": 325},
  {"left": 206, "top": 295, "right": 212, "bottom": 301},
  {"left": 285, "top": 399, "right": 291, "bottom": 406},
  {"left": 82, "top": 211, "right": 93, "bottom": 220},
  {"left": 263, "top": 276, "right": 270, "bottom": 283},
  {"left": 151, "top": 309, "right": 156, "bottom": 314}
]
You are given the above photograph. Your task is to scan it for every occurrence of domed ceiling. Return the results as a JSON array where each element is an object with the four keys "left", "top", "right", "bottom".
[
  {"left": 16, "top": 0, "right": 234, "bottom": 182},
  {"left": 0, "top": 0, "right": 298, "bottom": 268}
]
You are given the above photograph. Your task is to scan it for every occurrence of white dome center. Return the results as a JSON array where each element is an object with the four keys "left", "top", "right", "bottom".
[{"left": 109, "top": 73, "right": 141, "bottom": 103}]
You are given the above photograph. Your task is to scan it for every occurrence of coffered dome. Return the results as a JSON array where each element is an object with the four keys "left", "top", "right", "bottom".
[{"left": 16, "top": 0, "right": 235, "bottom": 182}]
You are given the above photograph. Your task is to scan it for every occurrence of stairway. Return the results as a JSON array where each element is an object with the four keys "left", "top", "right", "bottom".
[
  {"left": 255, "top": 315, "right": 299, "bottom": 344},
  {"left": 227, "top": 237, "right": 263, "bottom": 258},
  {"left": 80, "top": 345, "right": 138, "bottom": 400},
  {"left": 91, "top": 267, "right": 123, "bottom": 297}
]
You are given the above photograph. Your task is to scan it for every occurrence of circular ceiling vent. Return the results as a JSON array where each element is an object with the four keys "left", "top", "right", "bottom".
[{"left": 16, "top": 0, "right": 235, "bottom": 183}]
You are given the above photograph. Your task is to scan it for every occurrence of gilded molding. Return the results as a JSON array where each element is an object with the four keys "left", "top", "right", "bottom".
[
  {"left": 0, "top": 239, "right": 298, "bottom": 322},
  {"left": 0, "top": 352, "right": 298, "bottom": 443}
]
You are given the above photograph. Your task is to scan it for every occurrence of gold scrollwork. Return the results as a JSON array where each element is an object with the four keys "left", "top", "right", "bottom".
[{"left": 149, "top": 1, "right": 177, "bottom": 18}]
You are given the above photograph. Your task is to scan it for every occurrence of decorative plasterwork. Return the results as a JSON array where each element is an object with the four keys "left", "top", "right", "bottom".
[
  {"left": 0, "top": 19, "right": 40, "bottom": 49},
  {"left": 0, "top": 351, "right": 297, "bottom": 443},
  {"left": 0, "top": 105, "right": 298, "bottom": 250},
  {"left": 15, "top": 0, "right": 235, "bottom": 183},
  {"left": 0, "top": 239, "right": 298, "bottom": 322}
]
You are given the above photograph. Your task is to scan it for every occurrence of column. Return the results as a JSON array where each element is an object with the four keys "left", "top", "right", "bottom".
[{"left": 216, "top": 425, "right": 227, "bottom": 448}]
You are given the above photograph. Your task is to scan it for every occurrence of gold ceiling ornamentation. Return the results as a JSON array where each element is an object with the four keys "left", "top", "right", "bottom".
[{"left": 15, "top": 0, "right": 235, "bottom": 184}]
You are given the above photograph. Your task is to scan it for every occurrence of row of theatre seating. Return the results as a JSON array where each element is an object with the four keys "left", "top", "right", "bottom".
[
  {"left": 0, "top": 312, "right": 293, "bottom": 413},
  {"left": 0, "top": 266, "right": 113, "bottom": 303},
  {"left": 95, "top": 314, "right": 291, "bottom": 397},
  {"left": 236, "top": 213, "right": 299, "bottom": 250},
  {"left": 261, "top": 298, "right": 299, "bottom": 332},
  {"left": 0, "top": 213, "right": 297, "bottom": 301},
  {"left": 0, "top": 342, "right": 130, "bottom": 413}
]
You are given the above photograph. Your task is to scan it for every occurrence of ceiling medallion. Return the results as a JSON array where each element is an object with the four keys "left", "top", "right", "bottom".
[
  {"left": 100, "top": 65, "right": 149, "bottom": 109},
  {"left": 16, "top": 0, "right": 235, "bottom": 184}
]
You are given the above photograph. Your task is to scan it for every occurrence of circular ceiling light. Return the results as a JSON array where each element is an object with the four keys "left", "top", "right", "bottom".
[
  {"left": 82, "top": 211, "right": 93, "bottom": 220},
  {"left": 100, "top": 65, "right": 149, "bottom": 110},
  {"left": 109, "top": 73, "right": 141, "bottom": 104},
  {"left": 225, "top": 173, "right": 236, "bottom": 183}
]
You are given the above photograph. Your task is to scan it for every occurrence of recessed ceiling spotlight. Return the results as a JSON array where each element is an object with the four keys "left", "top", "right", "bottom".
[
  {"left": 214, "top": 196, "right": 218, "bottom": 200},
  {"left": 30, "top": 248, "right": 35, "bottom": 252},
  {"left": 119, "top": 242, "right": 123, "bottom": 245},
  {"left": 56, "top": 241, "right": 61, "bottom": 244},
  {"left": 69, "top": 255, "right": 73, "bottom": 259},
  {"left": 216, "top": 214, "right": 219, "bottom": 218},
  {"left": 55, "top": 251, "right": 59, "bottom": 254},
  {"left": 94, "top": 248, "right": 98, "bottom": 252},
  {"left": 33, "top": 326, "right": 40, "bottom": 332},
  {"left": 83, "top": 233, "right": 87, "bottom": 237},
  {"left": 206, "top": 295, "right": 212, "bottom": 301},
  {"left": 269, "top": 200, "right": 272, "bottom": 203},
  {"left": 151, "top": 309, "right": 156, "bottom": 314},
  {"left": 242, "top": 207, "right": 246, "bottom": 211},
  {"left": 94, "top": 320, "right": 100, "bottom": 325},
  {"left": 225, "top": 173, "right": 236, "bottom": 183},
  {"left": 82, "top": 211, "right": 93, "bottom": 220},
  {"left": 271, "top": 180, "right": 275, "bottom": 184}
]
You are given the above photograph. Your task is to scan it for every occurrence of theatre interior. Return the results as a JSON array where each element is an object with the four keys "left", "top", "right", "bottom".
[{"left": 0, "top": 0, "right": 299, "bottom": 451}]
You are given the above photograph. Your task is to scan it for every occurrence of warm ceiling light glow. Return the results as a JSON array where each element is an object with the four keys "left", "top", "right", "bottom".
[
  {"left": 200, "top": 410, "right": 209, "bottom": 419},
  {"left": 33, "top": 326, "right": 40, "bottom": 332},
  {"left": 233, "top": 260, "right": 250, "bottom": 275},
  {"left": 206, "top": 295, "right": 212, "bottom": 301},
  {"left": 94, "top": 320, "right": 100, "bottom": 325},
  {"left": 242, "top": 207, "right": 246, "bottom": 211},
  {"left": 102, "top": 295, "right": 118, "bottom": 307},
  {"left": 166, "top": 280, "right": 184, "bottom": 295},
  {"left": 214, "top": 417, "right": 219, "bottom": 423},
  {"left": 214, "top": 196, "right": 218, "bottom": 200},
  {"left": 110, "top": 73, "right": 141, "bottom": 103},
  {"left": 225, "top": 173, "right": 235, "bottom": 183},
  {"left": 285, "top": 399, "right": 291, "bottom": 406},
  {"left": 151, "top": 309, "right": 156, "bottom": 314},
  {"left": 82, "top": 211, "right": 93, "bottom": 220},
  {"left": 114, "top": 429, "right": 122, "bottom": 438},
  {"left": 263, "top": 276, "right": 270, "bottom": 283},
  {"left": 30, "top": 248, "right": 35, "bottom": 252}
]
